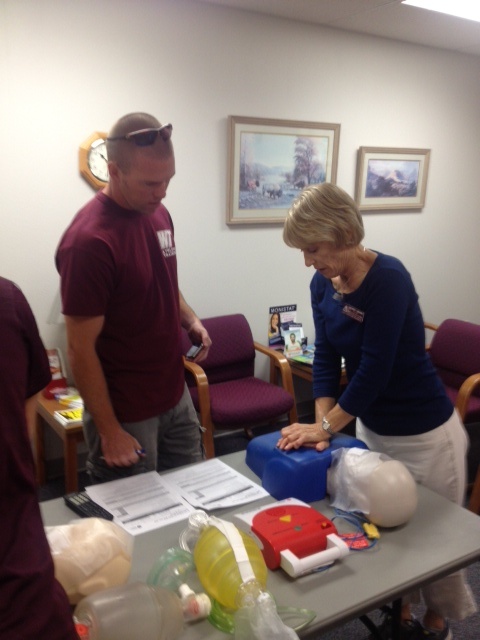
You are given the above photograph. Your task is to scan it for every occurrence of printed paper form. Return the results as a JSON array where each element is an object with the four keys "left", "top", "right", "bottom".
[
  {"left": 86, "top": 471, "right": 195, "bottom": 536},
  {"left": 162, "top": 458, "right": 269, "bottom": 510},
  {"left": 85, "top": 460, "right": 269, "bottom": 535}
]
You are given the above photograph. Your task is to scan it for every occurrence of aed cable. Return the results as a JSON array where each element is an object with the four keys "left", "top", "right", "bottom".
[{"left": 331, "top": 508, "right": 379, "bottom": 551}]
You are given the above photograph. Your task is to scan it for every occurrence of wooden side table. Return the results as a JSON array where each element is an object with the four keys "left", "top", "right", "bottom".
[
  {"left": 288, "top": 359, "right": 316, "bottom": 383},
  {"left": 35, "top": 395, "right": 85, "bottom": 493},
  {"left": 270, "top": 353, "right": 348, "bottom": 388}
]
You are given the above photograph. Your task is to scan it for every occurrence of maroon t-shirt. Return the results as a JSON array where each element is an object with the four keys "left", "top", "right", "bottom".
[
  {"left": 0, "top": 277, "right": 78, "bottom": 639},
  {"left": 56, "top": 192, "right": 184, "bottom": 422}
]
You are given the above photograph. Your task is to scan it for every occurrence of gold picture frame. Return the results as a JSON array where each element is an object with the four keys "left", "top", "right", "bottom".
[
  {"left": 355, "top": 146, "right": 430, "bottom": 211},
  {"left": 227, "top": 116, "right": 340, "bottom": 225}
]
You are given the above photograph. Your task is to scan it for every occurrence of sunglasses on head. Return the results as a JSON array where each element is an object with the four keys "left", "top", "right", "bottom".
[{"left": 107, "top": 123, "right": 173, "bottom": 147}]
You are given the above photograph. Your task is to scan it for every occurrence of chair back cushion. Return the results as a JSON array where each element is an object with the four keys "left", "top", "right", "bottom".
[
  {"left": 429, "top": 319, "right": 480, "bottom": 392},
  {"left": 181, "top": 314, "right": 255, "bottom": 384}
]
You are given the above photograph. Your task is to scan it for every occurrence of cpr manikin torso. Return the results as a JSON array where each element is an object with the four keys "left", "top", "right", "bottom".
[{"left": 46, "top": 518, "right": 133, "bottom": 604}]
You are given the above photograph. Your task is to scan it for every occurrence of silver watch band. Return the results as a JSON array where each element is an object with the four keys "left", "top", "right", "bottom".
[{"left": 322, "top": 417, "right": 334, "bottom": 436}]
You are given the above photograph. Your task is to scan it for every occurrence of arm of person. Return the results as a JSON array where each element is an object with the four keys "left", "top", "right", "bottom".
[
  {"left": 179, "top": 290, "right": 212, "bottom": 362},
  {"left": 277, "top": 397, "right": 355, "bottom": 451},
  {"left": 278, "top": 274, "right": 351, "bottom": 451},
  {"left": 25, "top": 393, "right": 39, "bottom": 448},
  {"left": 65, "top": 315, "right": 143, "bottom": 467}
]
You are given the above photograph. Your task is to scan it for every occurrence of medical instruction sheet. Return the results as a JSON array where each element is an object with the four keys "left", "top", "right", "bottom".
[
  {"left": 86, "top": 459, "right": 268, "bottom": 535},
  {"left": 86, "top": 471, "right": 194, "bottom": 535},
  {"left": 162, "top": 458, "right": 269, "bottom": 510}
]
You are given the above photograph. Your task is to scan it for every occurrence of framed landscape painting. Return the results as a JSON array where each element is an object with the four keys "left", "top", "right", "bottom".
[
  {"left": 227, "top": 116, "right": 340, "bottom": 225},
  {"left": 355, "top": 147, "right": 430, "bottom": 211}
]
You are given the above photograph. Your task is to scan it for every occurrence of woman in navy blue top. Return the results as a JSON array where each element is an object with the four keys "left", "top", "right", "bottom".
[
  {"left": 310, "top": 250, "right": 452, "bottom": 436},
  {"left": 278, "top": 183, "right": 475, "bottom": 640}
]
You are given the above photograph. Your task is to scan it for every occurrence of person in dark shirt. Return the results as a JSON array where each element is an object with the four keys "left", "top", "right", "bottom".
[
  {"left": 0, "top": 277, "right": 78, "bottom": 640},
  {"left": 56, "top": 112, "right": 211, "bottom": 483},
  {"left": 277, "top": 183, "right": 476, "bottom": 640}
]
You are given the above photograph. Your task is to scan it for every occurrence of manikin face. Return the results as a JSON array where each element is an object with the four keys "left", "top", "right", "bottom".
[{"left": 110, "top": 151, "right": 176, "bottom": 216}]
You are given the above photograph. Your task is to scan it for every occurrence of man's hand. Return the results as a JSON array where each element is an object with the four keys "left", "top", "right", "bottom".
[
  {"left": 179, "top": 292, "right": 212, "bottom": 362},
  {"left": 100, "top": 428, "right": 145, "bottom": 467},
  {"left": 277, "top": 422, "right": 331, "bottom": 452},
  {"left": 186, "top": 320, "right": 212, "bottom": 363}
]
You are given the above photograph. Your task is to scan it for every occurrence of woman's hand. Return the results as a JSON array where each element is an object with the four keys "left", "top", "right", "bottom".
[{"left": 277, "top": 422, "right": 331, "bottom": 452}]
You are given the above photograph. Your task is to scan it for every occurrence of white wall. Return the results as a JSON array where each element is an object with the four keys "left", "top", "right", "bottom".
[{"left": 1, "top": 0, "right": 480, "bottom": 383}]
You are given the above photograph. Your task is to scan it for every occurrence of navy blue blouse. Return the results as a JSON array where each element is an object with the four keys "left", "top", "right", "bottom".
[{"left": 310, "top": 251, "right": 452, "bottom": 435}]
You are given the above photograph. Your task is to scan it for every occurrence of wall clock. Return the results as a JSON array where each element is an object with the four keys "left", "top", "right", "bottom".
[{"left": 79, "top": 132, "right": 109, "bottom": 190}]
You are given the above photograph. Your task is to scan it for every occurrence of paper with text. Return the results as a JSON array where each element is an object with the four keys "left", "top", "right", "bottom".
[
  {"left": 86, "top": 471, "right": 195, "bottom": 535},
  {"left": 85, "top": 460, "right": 269, "bottom": 535},
  {"left": 162, "top": 458, "right": 269, "bottom": 510}
]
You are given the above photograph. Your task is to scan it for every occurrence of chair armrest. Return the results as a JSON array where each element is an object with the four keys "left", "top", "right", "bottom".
[
  {"left": 183, "top": 357, "right": 208, "bottom": 385},
  {"left": 254, "top": 342, "right": 296, "bottom": 399},
  {"left": 456, "top": 372, "right": 480, "bottom": 421},
  {"left": 182, "top": 357, "right": 211, "bottom": 413},
  {"left": 424, "top": 322, "right": 438, "bottom": 352},
  {"left": 254, "top": 341, "right": 286, "bottom": 359},
  {"left": 182, "top": 357, "right": 215, "bottom": 458}
]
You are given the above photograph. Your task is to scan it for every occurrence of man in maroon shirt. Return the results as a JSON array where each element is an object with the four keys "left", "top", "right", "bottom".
[
  {"left": 0, "top": 277, "right": 78, "bottom": 639},
  {"left": 56, "top": 113, "right": 211, "bottom": 483}
]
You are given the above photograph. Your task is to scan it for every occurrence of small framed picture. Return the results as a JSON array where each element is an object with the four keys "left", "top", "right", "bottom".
[
  {"left": 355, "top": 147, "right": 430, "bottom": 211},
  {"left": 227, "top": 116, "right": 340, "bottom": 225}
]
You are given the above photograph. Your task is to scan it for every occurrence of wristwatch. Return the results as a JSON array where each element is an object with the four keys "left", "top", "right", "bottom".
[{"left": 321, "top": 417, "right": 335, "bottom": 436}]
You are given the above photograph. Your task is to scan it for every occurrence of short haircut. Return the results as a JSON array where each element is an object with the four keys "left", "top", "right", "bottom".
[
  {"left": 283, "top": 183, "right": 365, "bottom": 249},
  {"left": 106, "top": 112, "right": 173, "bottom": 171}
]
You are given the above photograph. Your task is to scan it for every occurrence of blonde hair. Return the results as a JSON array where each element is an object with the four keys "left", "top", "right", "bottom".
[{"left": 283, "top": 183, "right": 364, "bottom": 249}]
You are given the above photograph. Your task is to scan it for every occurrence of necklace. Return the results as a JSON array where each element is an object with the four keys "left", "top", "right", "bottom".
[
  {"left": 332, "top": 275, "right": 352, "bottom": 301},
  {"left": 332, "top": 247, "right": 368, "bottom": 301}
]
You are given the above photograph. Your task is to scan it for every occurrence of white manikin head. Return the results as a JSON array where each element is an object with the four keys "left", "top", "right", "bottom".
[
  {"left": 365, "top": 459, "right": 418, "bottom": 527},
  {"left": 327, "top": 448, "right": 418, "bottom": 527}
]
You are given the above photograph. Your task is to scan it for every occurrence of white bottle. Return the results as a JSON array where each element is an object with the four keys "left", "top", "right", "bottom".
[{"left": 74, "top": 581, "right": 209, "bottom": 640}]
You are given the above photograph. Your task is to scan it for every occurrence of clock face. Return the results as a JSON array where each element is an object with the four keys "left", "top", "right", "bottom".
[
  {"left": 88, "top": 139, "right": 109, "bottom": 182},
  {"left": 79, "top": 132, "right": 109, "bottom": 190}
]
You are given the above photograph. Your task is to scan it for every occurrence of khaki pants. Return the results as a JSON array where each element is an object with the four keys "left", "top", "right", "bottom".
[
  {"left": 83, "top": 383, "right": 204, "bottom": 484},
  {"left": 356, "top": 411, "right": 477, "bottom": 621}
]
